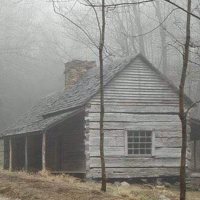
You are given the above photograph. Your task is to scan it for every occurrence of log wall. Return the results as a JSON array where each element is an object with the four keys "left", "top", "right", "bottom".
[
  {"left": 3, "top": 139, "right": 9, "bottom": 170},
  {"left": 0, "top": 140, "right": 4, "bottom": 168},
  {"left": 86, "top": 58, "right": 189, "bottom": 178}
]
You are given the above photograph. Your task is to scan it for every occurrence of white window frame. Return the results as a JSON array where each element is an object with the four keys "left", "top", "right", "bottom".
[{"left": 124, "top": 129, "right": 155, "bottom": 157}]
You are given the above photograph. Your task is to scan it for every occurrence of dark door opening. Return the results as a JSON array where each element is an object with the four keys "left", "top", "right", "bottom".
[
  {"left": 55, "top": 136, "right": 62, "bottom": 171},
  {"left": 15, "top": 140, "right": 25, "bottom": 171}
]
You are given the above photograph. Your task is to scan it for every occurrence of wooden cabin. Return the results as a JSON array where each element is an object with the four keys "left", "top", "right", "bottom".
[{"left": 0, "top": 54, "right": 195, "bottom": 179}]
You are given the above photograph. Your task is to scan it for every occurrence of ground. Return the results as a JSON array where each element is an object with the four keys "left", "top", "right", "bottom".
[
  {"left": 0, "top": 170, "right": 199, "bottom": 200},
  {"left": 0, "top": 197, "right": 20, "bottom": 200}
]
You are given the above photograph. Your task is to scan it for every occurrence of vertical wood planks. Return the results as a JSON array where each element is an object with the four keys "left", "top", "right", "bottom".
[
  {"left": 25, "top": 136, "right": 28, "bottom": 171},
  {"left": 42, "top": 132, "right": 46, "bottom": 171},
  {"left": 9, "top": 137, "right": 13, "bottom": 172}
]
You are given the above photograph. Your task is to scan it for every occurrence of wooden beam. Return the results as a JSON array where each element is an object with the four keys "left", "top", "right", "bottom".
[
  {"left": 25, "top": 136, "right": 28, "bottom": 171},
  {"left": 55, "top": 137, "right": 58, "bottom": 171},
  {"left": 9, "top": 138, "right": 13, "bottom": 172},
  {"left": 42, "top": 132, "right": 46, "bottom": 171}
]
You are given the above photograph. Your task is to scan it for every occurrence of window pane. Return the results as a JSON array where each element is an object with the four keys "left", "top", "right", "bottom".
[
  {"left": 128, "top": 149, "right": 133, "bottom": 154},
  {"left": 140, "top": 144, "right": 145, "bottom": 148},
  {"left": 134, "top": 144, "right": 139, "bottom": 148},
  {"left": 146, "top": 137, "right": 152, "bottom": 142},
  {"left": 128, "top": 144, "right": 132, "bottom": 148},
  {"left": 146, "top": 132, "right": 151, "bottom": 137},
  {"left": 146, "top": 143, "right": 151, "bottom": 148},
  {"left": 134, "top": 149, "right": 139, "bottom": 154},
  {"left": 134, "top": 138, "right": 139, "bottom": 142},
  {"left": 140, "top": 149, "right": 145, "bottom": 154},
  {"left": 134, "top": 132, "right": 139, "bottom": 136},
  {"left": 146, "top": 149, "right": 151, "bottom": 154},
  {"left": 128, "top": 138, "right": 133, "bottom": 142},
  {"left": 140, "top": 132, "right": 145, "bottom": 137},
  {"left": 140, "top": 137, "right": 145, "bottom": 142}
]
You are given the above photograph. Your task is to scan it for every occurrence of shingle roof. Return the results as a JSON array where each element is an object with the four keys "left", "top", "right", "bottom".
[
  {"left": 1, "top": 55, "right": 134, "bottom": 137},
  {"left": 0, "top": 54, "right": 193, "bottom": 138}
]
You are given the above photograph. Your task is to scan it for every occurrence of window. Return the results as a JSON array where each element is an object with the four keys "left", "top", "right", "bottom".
[{"left": 127, "top": 131, "right": 153, "bottom": 156}]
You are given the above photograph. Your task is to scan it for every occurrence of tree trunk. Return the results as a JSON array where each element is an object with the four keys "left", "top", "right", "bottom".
[
  {"left": 154, "top": 1, "right": 168, "bottom": 75},
  {"left": 100, "top": 0, "right": 106, "bottom": 192},
  {"left": 132, "top": 5, "right": 146, "bottom": 55},
  {"left": 179, "top": 1, "right": 191, "bottom": 200}
]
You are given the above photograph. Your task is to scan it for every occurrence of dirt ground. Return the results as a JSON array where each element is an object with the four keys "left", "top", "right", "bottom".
[
  {"left": 0, "top": 171, "right": 126, "bottom": 200},
  {"left": 0, "top": 170, "right": 199, "bottom": 200},
  {"left": 0, "top": 197, "right": 20, "bottom": 200}
]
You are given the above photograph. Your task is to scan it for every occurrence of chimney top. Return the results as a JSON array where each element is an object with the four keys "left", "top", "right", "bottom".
[
  {"left": 64, "top": 60, "right": 96, "bottom": 88},
  {"left": 64, "top": 60, "right": 96, "bottom": 74}
]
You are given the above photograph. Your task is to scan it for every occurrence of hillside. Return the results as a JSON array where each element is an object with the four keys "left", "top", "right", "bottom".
[{"left": 0, "top": 171, "right": 199, "bottom": 200}]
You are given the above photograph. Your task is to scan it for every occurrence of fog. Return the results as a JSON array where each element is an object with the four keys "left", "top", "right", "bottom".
[{"left": 1, "top": 0, "right": 200, "bottom": 131}]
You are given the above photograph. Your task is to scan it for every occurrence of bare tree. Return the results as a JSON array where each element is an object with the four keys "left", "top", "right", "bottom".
[
  {"left": 99, "top": 0, "right": 106, "bottom": 191},
  {"left": 179, "top": 0, "right": 191, "bottom": 199},
  {"left": 51, "top": 0, "right": 107, "bottom": 191},
  {"left": 153, "top": 1, "right": 168, "bottom": 75},
  {"left": 132, "top": 4, "right": 146, "bottom": 55}
]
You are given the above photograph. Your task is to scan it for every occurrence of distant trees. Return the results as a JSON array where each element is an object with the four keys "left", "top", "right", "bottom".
[{"left": 0, "top": 0, "right": 64, "bottom": 132}]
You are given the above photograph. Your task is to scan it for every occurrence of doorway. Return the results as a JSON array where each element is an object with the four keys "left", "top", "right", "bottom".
[{"left": 55, "top": 136, "right": 62, "bottom": 171}]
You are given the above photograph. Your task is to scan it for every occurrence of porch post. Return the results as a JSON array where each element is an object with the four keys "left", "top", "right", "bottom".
[
  {"left": 42, "top": 132, "right": 46, "bottom": 171},
  {"left": 25, "top": 136, "right": 28, "bottom": 171},
  {"left": 9, "top": 137, "right": 13, "bottom": 172}
]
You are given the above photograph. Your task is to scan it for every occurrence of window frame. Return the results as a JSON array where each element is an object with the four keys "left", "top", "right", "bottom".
[{"left": 124, "top": 129, "right": 155, "bottom": 157}]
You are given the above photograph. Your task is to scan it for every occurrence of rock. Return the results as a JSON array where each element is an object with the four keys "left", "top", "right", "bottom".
[
  {"left": 186, "top": 184, "right": 193, "bottom": 189},
  {"left": 158, "top": 194, "right": 171, "bottom": 200},
  {"left": 141, "top": 178, "right": 148, "bottom": 183},
  {"left": 164, "top": 182, "right": 172, "bottom": 188},
  {"left": 156, "top": 180, "right": 163, "bottom": 186},
  {"left": 120, "top": 181, "right": 130, "bottom": 187},
  {"left": 144, "top": 184, "right": 154, "bottom": 189},
  {"left": 156, "top": 185, "right": 165, "bottom": 190}
]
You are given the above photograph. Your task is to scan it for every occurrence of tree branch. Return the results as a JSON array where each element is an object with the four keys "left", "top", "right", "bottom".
[
  {"left": 163, "top": 0, "right": 200, "bottom": 20},
  {"left": 80, "top": 0, "right": 155, "bottom": 8},
  {"left": 51, "top": 0, "right": 98, "bottom": 48},
  {"left": 185, "top": 100, "right": 200, "bottom": 118}
]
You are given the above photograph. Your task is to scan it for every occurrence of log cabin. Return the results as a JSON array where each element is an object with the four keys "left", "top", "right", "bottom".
[{"left": 0, "top": 53, "right": 197, "bottom": 179}]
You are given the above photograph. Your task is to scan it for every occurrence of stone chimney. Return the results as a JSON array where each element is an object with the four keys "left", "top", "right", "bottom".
[{"left": 64, "top": 60, "right": 96, "bottom": 88}]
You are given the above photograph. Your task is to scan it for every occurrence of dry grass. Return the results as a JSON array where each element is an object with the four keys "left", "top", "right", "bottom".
[{"left": 0, "top": 170, "right": 199, "bottom": 200}]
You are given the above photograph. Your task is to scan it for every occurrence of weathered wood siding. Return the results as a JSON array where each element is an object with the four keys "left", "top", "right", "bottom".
[
  {"left": 0, "top": 140, "right": 4, "bottom": 168},
  {"left": 3, "top": 139, "right": 9, "bottom": 170},
  {"left": 190, "top": 122, "right": 200, "bottom": 172},
  {"left": 46, "top": 111, "right": 86, "bottom": 172},
  {"left": 86, "top": 58, "right": 187, "bottom": 178},
  {"left": 190, "top": 140, "right": 200, "bottom": 172}
]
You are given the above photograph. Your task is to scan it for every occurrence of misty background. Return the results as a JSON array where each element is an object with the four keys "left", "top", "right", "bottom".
[{"left": 0, "top": 0, "right": 200, "bottom": 133}]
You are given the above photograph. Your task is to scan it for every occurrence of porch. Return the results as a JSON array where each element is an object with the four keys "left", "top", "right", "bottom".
[{"left": 3, "top": 111, "right": 86, "bottom": 173}]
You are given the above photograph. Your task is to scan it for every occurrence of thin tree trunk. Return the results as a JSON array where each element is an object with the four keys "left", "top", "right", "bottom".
[
  {"left": 100, "top": 0, "right": 106, "bottom": 192},
  {"left": 132, "top": 5, "right": 146, "bottom": 55},
  {"left": 154, "top": 1, "right": 168, "bottom": 75},
  {"left": 179, "top": 0, "right": 191, "bottom": 200}
]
